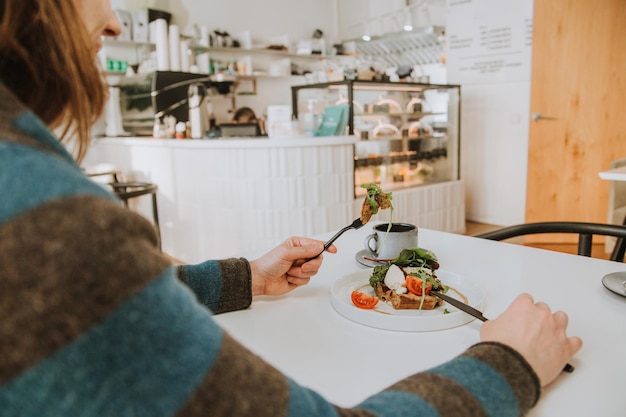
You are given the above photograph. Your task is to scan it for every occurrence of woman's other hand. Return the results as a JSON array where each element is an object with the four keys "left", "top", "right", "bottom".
[
  {"left": 249, "top": 237, "right": 336, "bottom": 296},
  {"left": 480, "top": 293, "right": 583, "bottom": 387}
]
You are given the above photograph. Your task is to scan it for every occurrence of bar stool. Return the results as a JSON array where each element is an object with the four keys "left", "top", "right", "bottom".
[
  {"left": 110, "top": 181, "right": 161, "bottom": 250},
  {"left": 85, "top": 169, "right": 161, "bottom": 250}
]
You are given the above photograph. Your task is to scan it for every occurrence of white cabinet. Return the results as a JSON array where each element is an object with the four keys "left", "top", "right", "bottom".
[{"left": 86, "top": 136, "right": 357, "bottom": 262}]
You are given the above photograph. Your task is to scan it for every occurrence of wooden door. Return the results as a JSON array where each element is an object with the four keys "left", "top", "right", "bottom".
[{"left": 526, "top": 0, "right": 626, "bottom": 242}]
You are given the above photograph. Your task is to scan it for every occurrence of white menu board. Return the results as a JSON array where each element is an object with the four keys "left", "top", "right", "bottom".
[{"left": 446, "top": 0, "right": 533, "bottom": 84}]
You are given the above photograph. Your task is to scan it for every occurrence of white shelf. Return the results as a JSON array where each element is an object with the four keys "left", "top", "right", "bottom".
[
  {"left": 198, "top": 46, "right": 353, "bottom": 61},
  {"left": 103, "top": 39, "right": 154, "bottom": 49}
]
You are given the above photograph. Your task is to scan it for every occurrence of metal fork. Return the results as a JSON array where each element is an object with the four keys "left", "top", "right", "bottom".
[{"left": 306, "top": 218, "right": 365, "bottom": 261}]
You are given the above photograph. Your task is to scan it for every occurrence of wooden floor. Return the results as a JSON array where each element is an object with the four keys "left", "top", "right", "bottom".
[{"left": 464, "top": 221, "right": 612, "bottom": 260}]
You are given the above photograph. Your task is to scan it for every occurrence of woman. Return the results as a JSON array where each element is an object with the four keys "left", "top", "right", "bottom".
[
  {"left": 0, "top": 1, "right": 581, "bottom": 416},
  {"left": 232, "top": 106, "right": 257, "bottom": 123}
]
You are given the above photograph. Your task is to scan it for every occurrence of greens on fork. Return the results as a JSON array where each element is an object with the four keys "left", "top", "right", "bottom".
[
  {"left": 306, "top": 184, "right": 394, "bottom": 261},
  {"left": 360, "top": 183, "right": 394, "bottom": 256},
  {"left": 360, "top": 183, "right": 393, "bottom": 225}
]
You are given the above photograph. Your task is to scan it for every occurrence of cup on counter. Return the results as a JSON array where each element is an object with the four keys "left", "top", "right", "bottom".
[{"left": 364, "top": 223, "right": 418, "bottom": 259}]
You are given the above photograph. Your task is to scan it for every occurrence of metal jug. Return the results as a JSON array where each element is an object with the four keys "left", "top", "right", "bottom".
[{"left": 188, "top": 83, "right": 208, "bottom": 139}]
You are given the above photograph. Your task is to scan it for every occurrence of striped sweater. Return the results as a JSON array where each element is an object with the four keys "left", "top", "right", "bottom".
[{"left": 0, "top": 82, "right": 540, "bottom": 417}]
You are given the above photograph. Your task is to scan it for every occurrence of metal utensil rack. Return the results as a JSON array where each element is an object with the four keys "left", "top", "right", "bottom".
[{"left": 352, "top": 26, "right": 444, "bottom": 67}]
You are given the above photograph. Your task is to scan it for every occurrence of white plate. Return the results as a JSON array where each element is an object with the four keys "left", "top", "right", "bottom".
[
  {"left": 331, "top": 269, "right": 486, "bottom": 332},
  {"left": 602, "top": 271, "right": 626, "bottom": 297}
]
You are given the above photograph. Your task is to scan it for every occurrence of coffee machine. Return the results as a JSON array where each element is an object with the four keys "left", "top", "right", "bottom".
[{"left": 118, "top": 71, "right": 220, "bottom": 136}]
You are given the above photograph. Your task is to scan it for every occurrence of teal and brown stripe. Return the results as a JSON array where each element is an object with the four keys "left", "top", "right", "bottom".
[
  {"left": 0, "top": 195, "right": 168, "bottom": 383},
  {"left": 0, "top": 271, "right": 223, "bottom": 417},
  {"left": 177, "top": 258, "right": 252, "bottom": 314},
  {"left": 175, "top": 333, "right": 291, "bottom": 417}
]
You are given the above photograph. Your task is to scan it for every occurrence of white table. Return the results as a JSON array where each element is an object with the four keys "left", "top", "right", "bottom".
[
  {"left": 599, "top": 165, "right": 626, "bottom": 181},
  {"left": 599, "top": 166, "right": 626, "bottom": 260},
  {"left": 213, "top": 224, "right": 626, "bottom": 416}
]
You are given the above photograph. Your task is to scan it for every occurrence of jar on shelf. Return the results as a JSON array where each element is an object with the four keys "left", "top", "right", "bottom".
[
  {"left": 390, "top": 155, "right": 409, "bottom": 183},
  {"left": 371, "top": 156, "right": 384, "bottom": 185},
  {"left": 381, "top": 156, "right": 393, "bottom": 185},
  {"left": 410, "top": 161, "right": 434, "bottom": 183},
  {"left": 354, "top": 158, "right": 374, "bottom": 187}
]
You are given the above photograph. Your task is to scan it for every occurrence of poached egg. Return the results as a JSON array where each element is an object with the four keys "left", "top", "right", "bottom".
[{"left": 384, "top": 264, "right": 407, "bottom": 294}]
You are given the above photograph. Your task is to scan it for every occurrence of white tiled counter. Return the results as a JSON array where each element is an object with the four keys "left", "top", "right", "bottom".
[
  {"left": 86, "top": 136, "right": 356, "bottom": 262},
  {"left": 86, "top": 136, "right": 464, "bottom": 263}
]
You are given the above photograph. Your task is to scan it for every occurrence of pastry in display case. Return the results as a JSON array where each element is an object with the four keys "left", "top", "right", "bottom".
[{"left": 291, "top": 80, "right": 460, "bottom": 197}]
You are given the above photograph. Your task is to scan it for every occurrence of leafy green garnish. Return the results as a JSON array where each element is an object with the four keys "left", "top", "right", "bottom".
[
  {"left": 369, "top": 248, "right": 444, "bottom": 291},
  {"left": 391, "top": 248, "right": 440, "bottom": 270},
  {"left": 443, "top": 309, "right": 450, "bottom": 315},
  {"left": 360, "top": 183, "right": 393, "bottom": 215},
  {"left": 369, "top": 264, "right": 391, "bottom": 288},
  {"left": 360, "top": 183, "right": 394, "bottom": 255}
]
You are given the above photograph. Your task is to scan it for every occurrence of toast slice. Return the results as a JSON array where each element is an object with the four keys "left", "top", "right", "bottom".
[{"left": 375, "top": 284, "right": 443, "bottom": 310}]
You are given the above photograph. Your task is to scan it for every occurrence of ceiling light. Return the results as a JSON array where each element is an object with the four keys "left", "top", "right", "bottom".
[
  {"left": 403, "top": 7, "right": 413, "bottom": 31},
  {"left": 362, "top": 21, "right": 372, "bottom": 41}
]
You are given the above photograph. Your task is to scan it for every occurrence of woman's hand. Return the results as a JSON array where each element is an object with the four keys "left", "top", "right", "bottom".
[
  {"left": 480, "top": 293, "right": 583, "bottom": 387},
  {"left": 249, "top": 237, "right": 337, "bottom": 296}
]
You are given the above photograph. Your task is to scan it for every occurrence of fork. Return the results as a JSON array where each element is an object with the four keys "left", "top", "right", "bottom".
[{"left": 306, "top": 218, "right": 365, "bottom": 261}]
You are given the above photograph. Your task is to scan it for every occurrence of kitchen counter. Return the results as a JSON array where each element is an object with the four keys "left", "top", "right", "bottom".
[
  {"left": 85, "top": 135, "right": 358, "bottom": 262},
  {"left": 85, "top": 135, "right": 464, "bottom": 263},
  {"left": 93, "top": 135, "right": 358, "bottom": 148}
]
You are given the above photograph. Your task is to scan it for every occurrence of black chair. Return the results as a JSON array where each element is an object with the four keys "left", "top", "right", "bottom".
[
  {"left": 474, "top": 221, "right": 626, "bottom": 262},
  {"left": 86, "top": 170, "right": 161, "bottom": 250}
]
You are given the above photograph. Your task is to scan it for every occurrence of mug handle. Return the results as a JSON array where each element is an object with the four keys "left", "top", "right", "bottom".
[{"left": 363, "top": 233, "right": 379, "bottom": 254}]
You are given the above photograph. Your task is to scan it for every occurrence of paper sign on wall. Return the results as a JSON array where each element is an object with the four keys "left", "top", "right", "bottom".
[{"left": 446, "top": 0, "right": 533, "bottom": 84}]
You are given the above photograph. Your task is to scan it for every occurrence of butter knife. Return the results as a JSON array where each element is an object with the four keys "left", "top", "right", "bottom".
[
  {"left": 431, "top": 290, "right": 488, "bottom": 322},
  {"left": 431, "top": 290, "right": 575, "bottom": 373}
]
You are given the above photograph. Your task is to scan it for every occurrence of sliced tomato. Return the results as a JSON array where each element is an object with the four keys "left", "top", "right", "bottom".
[
  {"left": 351, "top": 291, "right": 379, "bottom": 309},
  {"left": 406, "top": 276, "right": 432, "bottom": 296}
]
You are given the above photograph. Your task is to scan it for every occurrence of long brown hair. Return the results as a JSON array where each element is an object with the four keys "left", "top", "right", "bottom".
[{"left": 0, "top": 0, "right": 107, "bottom": 161}]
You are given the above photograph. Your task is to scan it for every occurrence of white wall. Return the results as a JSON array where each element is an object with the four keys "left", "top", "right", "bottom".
[
  {"left": 445, "top": 0, "right": 533, "bottom": 226},
  {"left": 460, "top": 83, "right": 530, "bottom": 225}
]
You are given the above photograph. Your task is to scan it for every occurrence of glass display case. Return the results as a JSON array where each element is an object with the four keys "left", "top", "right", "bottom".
[{"left": 292, "top": 80, "right": 460, "bottom": 198}]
